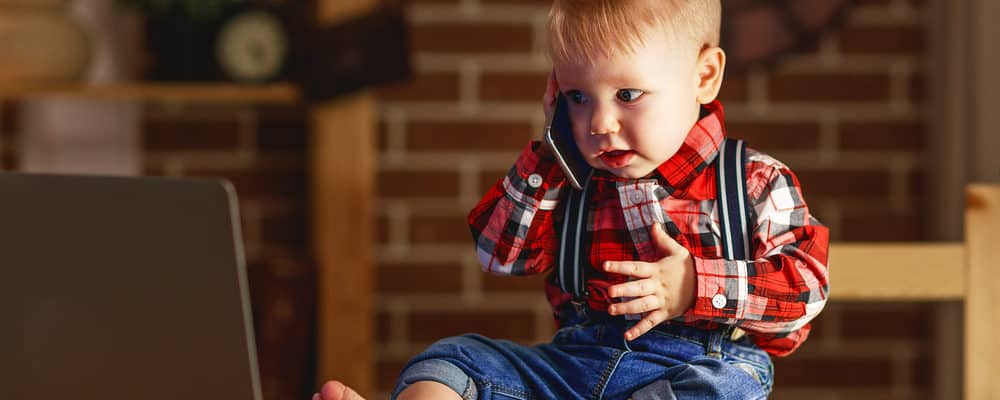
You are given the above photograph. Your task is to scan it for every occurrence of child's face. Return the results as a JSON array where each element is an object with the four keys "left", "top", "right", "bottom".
[{"left": 553, "top": 32, "right": 706, "bottom": 179}]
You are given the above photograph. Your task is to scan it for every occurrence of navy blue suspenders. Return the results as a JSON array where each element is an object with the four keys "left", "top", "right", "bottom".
[
  {"left": 557, "top": 170, "right": 594, "bottom": 301},
  {"left": 554, "top": 138, "right": 751, "bottom": 306},
  {"left": 716, "top": 138, "right": 751, "bottom": 261}
]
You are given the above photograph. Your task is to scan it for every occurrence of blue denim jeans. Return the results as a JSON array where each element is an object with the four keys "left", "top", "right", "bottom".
[{"left": 392, "top": 313, "right": 773, "bottom": 400}]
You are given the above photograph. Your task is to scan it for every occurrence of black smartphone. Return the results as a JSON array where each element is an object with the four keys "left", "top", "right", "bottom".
[{"left": 544, "top": 93, "right": 593, "bottom": 190}]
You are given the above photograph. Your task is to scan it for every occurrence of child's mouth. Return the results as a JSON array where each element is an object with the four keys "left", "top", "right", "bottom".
[{"left": 598, "top": 150, "right": 636, "bottom": 169}]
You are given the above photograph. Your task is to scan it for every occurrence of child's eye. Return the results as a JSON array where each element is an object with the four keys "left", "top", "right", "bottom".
[
  {"left": 566, "top": 90, "right": 588, "bottom": 105},
  {"left": 616, "top": 89, "right": 644, "bottom": 102}
]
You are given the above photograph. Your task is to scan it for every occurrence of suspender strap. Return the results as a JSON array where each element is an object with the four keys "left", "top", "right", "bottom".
[
  {"left": 716, "top": 138, "right": 751, "bottom": 261},
  {"left": 556, "top": 170, "right": 593, "bottom": 300}
]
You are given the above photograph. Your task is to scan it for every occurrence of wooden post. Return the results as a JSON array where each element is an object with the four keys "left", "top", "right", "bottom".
[
  {"left": 964, "top": 184, "right": 1000, "bottom": 399},
  {"left": 312, "top": 0, "right": 377, "bottom": 396}
]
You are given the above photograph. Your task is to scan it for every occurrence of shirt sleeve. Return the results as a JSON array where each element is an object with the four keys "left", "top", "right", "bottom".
[
  {"left": 468, "top": 141, "right": 568, "bottom": 276},
  {"left": 687, "top": 154, "right": 830, "bottom": 356}
]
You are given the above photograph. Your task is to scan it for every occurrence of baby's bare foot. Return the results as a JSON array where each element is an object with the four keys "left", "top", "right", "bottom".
[{"left": 314, "top": 381, "right": 366, "bottom": 400}]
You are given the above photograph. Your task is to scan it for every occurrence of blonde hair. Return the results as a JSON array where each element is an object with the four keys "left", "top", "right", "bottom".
[{"left": 547, "top": 0, "right": 721, "bottom": 65}]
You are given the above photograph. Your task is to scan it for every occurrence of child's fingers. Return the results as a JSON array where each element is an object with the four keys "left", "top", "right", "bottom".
[
  {"left": 608, "top": 277, "right": 657, "bottom": 298},
  {"left": 542, "top": 70, "right": 559, "bottom": 116},
  {"left": 651, "top": 223, "right": 685, "bottom": 257},
  {"left": 625, "top": 309, "right": 668, "bottom": 341},
  {"left": 312, "top": 394, "right": 320, "bottom": 400},
  {"left": 545, "top": 70, "right": 559, "bottom": 101},
  {"left": 603, "top": 260, "right": 655, "bottom": 278},
  {"left": 608, "top": 294, "right": 663, "bottom": 316}
]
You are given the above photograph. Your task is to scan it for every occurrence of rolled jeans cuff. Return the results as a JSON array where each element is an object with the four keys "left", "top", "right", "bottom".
[{"left": 391, "top": 359, "right": 477, "bottom": 400}]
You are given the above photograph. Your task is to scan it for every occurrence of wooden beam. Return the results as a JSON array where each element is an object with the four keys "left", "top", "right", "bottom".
[
  {"left": 965, "top": 185, "right": 1000, "bottom": 399},
  {"left": 312, "top": 0, "right": 378, "bottom": 396},
  {"left": 311, "top": 91, "right": 376, "bottom": 396},
  {"left": 829, "top": 243, "right": 965, "bottom": 301}
]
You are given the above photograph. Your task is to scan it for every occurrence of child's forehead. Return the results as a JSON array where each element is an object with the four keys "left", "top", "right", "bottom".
[
  {"left": 550, "top": 25, "right": 692, "bottom": 65},
  {"left": 552, "top": 35, "right": 690, "bottom": 81}
]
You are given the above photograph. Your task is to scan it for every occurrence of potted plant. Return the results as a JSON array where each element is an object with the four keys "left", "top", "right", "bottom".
[{"left": 117, "top": 0, "right": 247, "bottom": 81}]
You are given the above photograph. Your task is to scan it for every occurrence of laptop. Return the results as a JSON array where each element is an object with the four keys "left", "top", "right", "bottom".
[{"left": 0, "top": 173, "right": 263, "bottom": 400}]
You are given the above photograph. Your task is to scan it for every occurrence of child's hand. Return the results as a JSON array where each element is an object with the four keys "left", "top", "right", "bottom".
[
  {"left": 603, "top": 223, "right": 697, "bottom": 341},
  {"left": 542, "top": 69, "right": 559, "bottom": 122},
  {"left": 538, "top": 70, "right": 560, "bottom": 157}
]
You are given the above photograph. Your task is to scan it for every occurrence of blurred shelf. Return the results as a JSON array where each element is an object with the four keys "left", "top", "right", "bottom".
[{"left": 0, "top": 81, "right": 301, "bottom": 103}]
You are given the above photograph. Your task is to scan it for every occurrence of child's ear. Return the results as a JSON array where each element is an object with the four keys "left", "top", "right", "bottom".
[{"left": 695, "top": 46, "right": 726, "bottom": 105}]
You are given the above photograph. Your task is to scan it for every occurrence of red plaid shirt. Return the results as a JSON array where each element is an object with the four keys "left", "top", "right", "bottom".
[{"left": 468, "top": 101, "right": 829, "bottom": 356}]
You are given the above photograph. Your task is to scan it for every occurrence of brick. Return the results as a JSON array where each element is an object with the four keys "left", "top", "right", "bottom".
[
  {"left": 411, "top": 23, "right": 534, "bottom": 53},
  {"left": 773, "top": 358, "right": 892, "bottom": 387},
  {"left": 910, "top": 75, "right": 925, "bottom": 101},
  {"left": 409, "top": 310, "right": 536, "bottom": 342},
  {"left": 376, "top": 360, "right": 409, "bottom": 393},
  {"left": 839, "top": 26, "right": 924, "bottom": 54},
  {"left": 768, "top": 73, "right": 891, "bottom": 102},
  {"left": 2, "top": 151, "right": 16, "bottom": 170},
  {"left": 377, "top": 263, "right": 464, "bottom": 294},
  {"left": 244, "top": 259, "right": 315, "bottom": 400},
  {"left": 185, "top": 168, "right": 307, "bottom": 198},
  {"left": 255, "top": 105, "right": 307, "bottom": 152},
  {"left": 1, "top": 100, "right": 19, "bottom": 135},
  {"left": 794, "top": 170, "right": 891, "bottom": 197},
  {"left": 839, "top": 122, "right": 924, "bottom": 150},
  {"left": 377, "top": 120, "right": 388, "bottom": 152},
  {"left": 718, "top": 74, "right": 749, "bottom": 102},
  {"left": 479, "top": 170, "right": 508, "bottom": 192},
  {"left": 378, "top": 170, "right": 460, "bottom": 197},
  {"left": 377, "top": 72, "right": 461, "bottom": 102},
  {"left": 376, "top": 216, "right": 390, "bottom": 245},
  {"left": 840, "top": 214, "right": 923, "bottom": 241},
  {"left": 482, "top": 272, "right": 548, "bottom": 293},
  {"left": 840, "top": 304, "right": 932, "bottom": 339},
  {"left": 408, "top": 121, "right": 534, "bottom": 152},
  {"left": 726, "top": 121, "right": 821, "bottom": 150},
  {"left": 259, "top": 214, "right": 307, "bottom": 248},
  {"left": 480, "top": 72, "right": 548, "bottom": 102},
  {"left": 911, "top": 357, "right": 932, "bottom": 389},
  {"left": 410, "top": 215, "right": 471, "bottom": 244},
  {"left": 909, "top": 170, "right": 925, "bottom": 198},
  {"left": 142, "top": 118, "right": 242, "bottom": 151},
  {"left": 376, "top": 311, "right": 391, "bottom": 342}
]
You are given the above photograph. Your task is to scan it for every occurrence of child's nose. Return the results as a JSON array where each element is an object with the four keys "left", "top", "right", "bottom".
[{"left": 589, "top": 105, "right": 620, "bottom": 135}]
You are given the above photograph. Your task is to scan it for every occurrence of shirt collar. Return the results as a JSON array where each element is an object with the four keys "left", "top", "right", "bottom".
[{"left": 652, "top": 99, "right": 726, "bottom": 192}]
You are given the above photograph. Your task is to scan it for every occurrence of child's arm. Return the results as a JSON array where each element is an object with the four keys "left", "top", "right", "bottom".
[
  {"left": 468, "top": 142, "right": 567, "bottom": 276},
  {"left": 468, "top": 72, "right": 568, "bottom": 276},
  {"left": 688, "top": 153, "right": 830, "bottom": 355}
]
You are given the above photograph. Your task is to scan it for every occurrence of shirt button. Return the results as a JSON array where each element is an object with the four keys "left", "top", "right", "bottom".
[
  {"left": 527, "top": 173, "right": 543, "bottom": 188},
  {"left": 630, "top": 191, "right": 645, "bottom": 204},
  {"left": 712, "top": 294, "right": 727, "bottom": 309}
]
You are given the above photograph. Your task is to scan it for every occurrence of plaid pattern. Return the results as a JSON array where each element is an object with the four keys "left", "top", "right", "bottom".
[{"left": 468, "top": 101, "right": 830, "bottom": 356}]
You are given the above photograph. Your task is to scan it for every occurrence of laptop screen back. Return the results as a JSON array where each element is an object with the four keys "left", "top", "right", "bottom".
[{"left": 0, "top": 174, "right": 262, "bottom": 400}]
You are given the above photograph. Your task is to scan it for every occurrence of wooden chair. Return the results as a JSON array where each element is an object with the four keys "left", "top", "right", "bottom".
[{"left": 831, "top": 184, "right": 999, "bottom": 399}]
